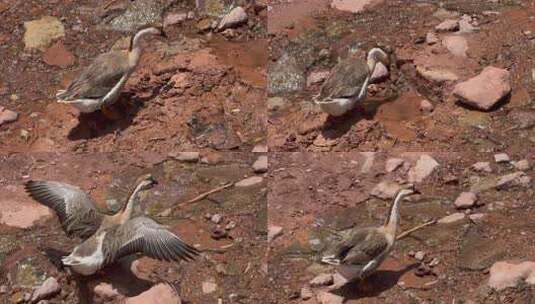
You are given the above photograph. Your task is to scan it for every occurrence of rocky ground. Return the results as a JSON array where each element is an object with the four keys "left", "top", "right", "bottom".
[
  {"left": 268, "top": 152, "right": 535, "bottom": 303},
  {"left": 0, "top": 0, "right": 267, "bottom": 153},
  {"left": 0, "top": 152, "right": 268, "bottom": 303},
  {"left": 268, "top": 0, "right": 535, "bottom": 152}
]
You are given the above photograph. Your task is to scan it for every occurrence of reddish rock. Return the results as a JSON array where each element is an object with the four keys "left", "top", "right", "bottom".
[
  {"left": 370, "top": 181, "right": 401, "bottom": 199},
  {"left": 125, "top": 283, "right": 181, "bottom": 304},
  {"left": 420, "top": 99, "right": 434, "bottom": 114},
  {"left": 453, "top": 67, "right": 511, "bottom": 111},
  {"left": 385, "top": 158, "right": 404, "bottom": 173},
  {"left": 330, "top": 0, "right": 382, "bottom": 13},
  {"left": 435, "top": 19, "right": 459, "bottom": 32},
  {"left": 309, "top": 273, "right": 334, "bottom": 287},
  {"left": 454, "top": 192, "right": 478, "bottom": 209},
  {"left": 488, "top": 261, "right": 535, "bottom": 291},
  {"left": 416, "top": 66, "right": 458, "bottom": 83},
  {"left": 164, "top": 13, "right": 187, "bottom": 27},
  {"left": 442, "top": 35, "right": 468, "bottom": 57},
  {"left": 0, "top": 107, "right": 18, "bottom": 126},
  {"left": 31, "top": 277, "right": 60, "bottom": 303},
  {"left": 94, "top": 282, "right": 122, "bottom": 302},
  {"left": 42, "top": 41, "right": 74, "bottom": 68},
  {"left": 438, "top": 212, "right": 466, "bottom": 224},
  {"left": 316, "top": 291, "right": 344, "bottom": 304},
  {"left": 407, "top": 155, "right": 439, "bottom": 183},
  {"left": 426, "top": 32, "right": 439, "bottom": 45},
  {"left": 0, "top": 196, "right": 51, "bottom": 228},
  {"left": 472, "top": 162, "right": 492, "bottom": 173}
]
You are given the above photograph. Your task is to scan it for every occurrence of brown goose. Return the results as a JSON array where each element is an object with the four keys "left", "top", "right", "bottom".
[
  {"left": 321, "top": 187, "right": 419, "bottom": 281},
  {"left": 314, "top": 47, "right": 390, "bottom": 117},
  {"left": 56, "top": 175, "right": 198, "bottom": 275},
  {"left": 56, "top": 26, "right": 166, "bottom": 115}
]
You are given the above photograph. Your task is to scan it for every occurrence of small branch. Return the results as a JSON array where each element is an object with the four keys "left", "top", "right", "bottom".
[
  {"left": 396, "top": 220, "right": 436, "bottom": 240},
  {"left": 171, "top": 182, "right": 234, "bottom": 211}
]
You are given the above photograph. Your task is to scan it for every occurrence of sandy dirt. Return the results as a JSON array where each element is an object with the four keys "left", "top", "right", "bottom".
[
  {"left": 0, "top": 152, "right": 268, "bottom": 303},
  {"left": 268, "top": 152, "right": 535, "bottom": 303}
]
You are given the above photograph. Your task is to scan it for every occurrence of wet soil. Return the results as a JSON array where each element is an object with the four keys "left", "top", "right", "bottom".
[
  {"left": 268, "top": 0, "right": 535, "bottom": 152},
  {"left": 0, "top": 152, "right": 268, "bottom": 303},
  {"left": 268, "top": 152, "right": 535, "bottom": 303},
  {"left": 0, "top": 0, "right": 267, "bottom": 153}
]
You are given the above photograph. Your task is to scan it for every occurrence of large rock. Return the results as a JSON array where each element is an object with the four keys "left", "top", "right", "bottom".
[
  {"left": 23, "top": 16, "right": 65, "bottom": 49},
  {"left": 488, "top": 261, "right": 535, "bottom": 291},
  {"left": 330, "top": 0, "right": 381, "bottom": 13},
  {"left": 235, "top": 176, "right": 263, "bottom": 187},
  {"left": 453, "top": 67, "right": 511, "bottom": 111},
  {"left": 370, "top": 181, "right": 401, "bottom": 199},
  {"left": 495, "top": 172, "right": 530, "bottom": 189},
  {"left": 0, "top": 198, "right": 51, "bottom": 228},
  {"left": 407, "top": 155, "right": 439, "bottom": 183},
  {"left": 94, "top": 282, "right": 123, "bottom": 302},
  {"left": 454, "top": 192, "right": 479, "bottom": 209},
  {"left": 31, "top": 277, "right": 60, "bottom": 303},
  {"left": 416, "top": 66, "right": 459, "bottom": 83},
  {"left": 125, "top": 283, "right": 181, "bottom": 304},
  {"left": 435, "top": 19, "right": 459, "bottom": 32},
  {"left": 438, "top": 212, "right": 466, "bottom": 224},
  {"left": 42, "top": 41, "right": 74, "bottom": 68},
  {"left": 217, "top": 6, "right": 248, "bottom": 30},
  {"left": 385, "top": 158, "right": 404, "bottom": 173},
  {"left": 252, "top": 155, "right": 268, "bottom": 173},
  {"left": 370, "top": 62, "right": 389, "bottom": 83},
  {"left": 442, "top": 35, "right": 468, "bottom": 57},
  {"left": 0, "top": 107, "right": 18, "bottom": 126}
]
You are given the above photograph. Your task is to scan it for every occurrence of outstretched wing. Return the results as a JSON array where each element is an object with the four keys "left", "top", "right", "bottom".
[
  {"left": 57, "top": 51, "right": 130, "bottom": 100},
  {"left": 103, "top": 217, "right": 199, "bottom": 264},
  {"left": 24, "top": 180, "right": 104, "bottom": 239}
]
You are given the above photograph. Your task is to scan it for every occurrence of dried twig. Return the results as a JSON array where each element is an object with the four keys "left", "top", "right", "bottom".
[
  {"left": 171, "top": 182, "right": 234, "bottom": 211},
  {"left": 396, "top": 220, "right": 436, "bottom": 240}
]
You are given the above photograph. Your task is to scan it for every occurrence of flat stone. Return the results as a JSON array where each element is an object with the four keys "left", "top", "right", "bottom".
[
  {"left": 453, "top": 66, "right": 511, "bottom": 111},
  {"left": 0, "top": 199, "right": 51, "bottom": 228},
  {"left": 31, "top": 277, "right": 60, "bottom": 303},
  {"left": 330, "top": 0, "right": 379, "bottom": 13},
  {"left": 370, "top": 62, "right": 389, "bottom": 83},
  {"left": 252, "top": 155, "right": 268, "bottom": 173},
  {"left": 458, "top": 226, "right": 506, "bottom": 271},
  {"left": 42, "top": 41, "right": 74, "bottom": 68},
  {"left": 496, "top": 172, "right": 529, "bottom": 189},
  {"left": 252, "top": 144, "right": 268, "bottom": 153},
  {"left": 469, "top": 213, "right": 485, "bottom": 221},
  {"left": 169, "top": 152, "right": 199, "bottom": 162},
  {"left": 310, "top": 273, "right": 334, "bottom": 287},
  {"left": 438, "top": 212, "right": 466, "bottom": 224},
  {"left": 442, "top": 35, "right": 468, "bottom": 57},
  {"left": 426, "top": 32, "right": 439, "bottom": 45},
  {"left": 407, "top": 155, "right": 439, "bottom": 183},
  {"left": 435, "top": 19, "right": 459, "bottom": 32},
  {"left": 494, "top": 153, "right": 510, "bottom": 163},
  {"left": 268, "top": 225, "right": 283, "bottom": 242},
  {"left": 164, "top": 13, "right": 187, "bottom": 27},
  {"left": 416, "top": 66, "right": 459, "bottom": 83},
  {"left": 23, "top": 16, "right": 65, "bottom": 49},
  {"left": 201, "top": 281, "right": 217, "bottom": 295},
  {"left": 513, "top": 159, "right": 531, "bottom": 171},
  {"left": 126, "top": 283, "right": 181, "bottom": 304},
  {"left": 370, "top": 181, "right": 401, "bottom": 200},
  {"left": 454, "top": 192, "right": 479, "bottom": 209},
  {"left": 472, "top": 162, "right": 492, "bottom": 173},
  {"left": 217, "top": 6, "right": 247, "bottom": 30},
  {"left": 385, "top": 158, "right": 404, "bottom": 173},
  {"left": 0, "top": 107, "right": 18, "bottom": 126},
  {"left": 235, "top": 176, "right": 263, "bottom": 187},
  {"left": 488, "top": 261, "right": 535, "bottom": 291},
  {"left": 94, "top": 282, "right": 122, "bottom": 301},
  {"left": 316, "top": 291, "right": 344, "bottom": 304}
]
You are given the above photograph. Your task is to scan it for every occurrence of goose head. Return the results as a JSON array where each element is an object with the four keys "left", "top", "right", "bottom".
[{"left": 135, "top": 174, "right": 158, "bottom": 191}]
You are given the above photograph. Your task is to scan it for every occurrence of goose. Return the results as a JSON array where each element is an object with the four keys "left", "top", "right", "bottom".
[
  {"left": 26, "top": 174, "right": 199, "bottom": 275},
  {"left": 314, "top": 47, "right": 390, "bottom": 117},
  {"left": 320, "top": 187, "right": 419, "bottom": 282},
  {"left": 55, "top": 26, "right": 167, "bottom": 116}
]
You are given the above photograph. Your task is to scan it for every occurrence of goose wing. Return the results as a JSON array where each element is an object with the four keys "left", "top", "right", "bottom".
[
  {"left": 103, "top": 217, "right": 199, "bottom": 264},
  {"left": 56, "top": 51, "right": 130, "bottom": 100},
  {"left": 318, "top": 57, "right": 369, "bottom": 100},
  {"left": 24, "top": 180, "right": 104, "bottom": 239},
  {"left": 341, "top": 229, "right": 388, "bottom": 266}
]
